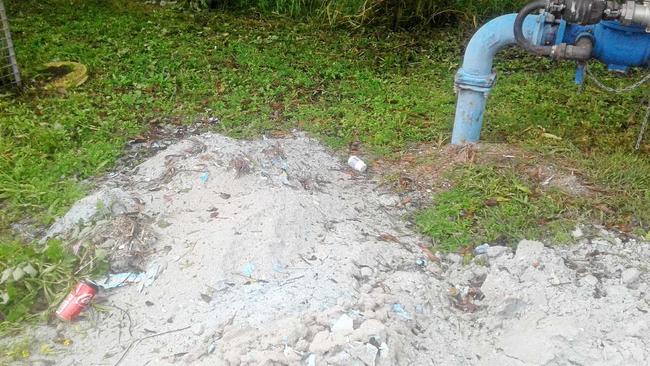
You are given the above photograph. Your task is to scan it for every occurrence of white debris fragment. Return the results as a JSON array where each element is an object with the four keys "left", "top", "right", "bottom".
[
  {"left": 332, "top": 314, "right": 354, "bottom": 334},
  {"left": 571, "top": 226, "right": 584, "bottom": 239}
]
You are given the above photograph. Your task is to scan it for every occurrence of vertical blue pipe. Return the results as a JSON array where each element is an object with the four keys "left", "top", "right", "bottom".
[{"left": 451, "top": 13, "right": 546, "bottom": 144}]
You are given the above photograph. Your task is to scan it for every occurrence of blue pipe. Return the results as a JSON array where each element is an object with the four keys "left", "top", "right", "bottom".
[
  {"left": 451, "top": 8, "right": 650, "bottom": 145},
  {"left": 451, "top": 13, "right": 546, "bottom": 145}
]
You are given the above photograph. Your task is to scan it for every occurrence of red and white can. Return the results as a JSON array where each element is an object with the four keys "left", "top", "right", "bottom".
[{"left": 55, "top": 280, "right": 99, "bottom": 321}]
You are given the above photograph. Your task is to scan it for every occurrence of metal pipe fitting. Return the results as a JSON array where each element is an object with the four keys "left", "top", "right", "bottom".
[
  {"left": 620, "top": 0, "right": 650, "bottom": 27},
  {"left": 550, "top": 37, "right": 594, "bottom": 60}
]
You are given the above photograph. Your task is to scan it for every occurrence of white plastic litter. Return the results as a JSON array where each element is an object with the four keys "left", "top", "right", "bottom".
[{"left": 347, "top": 155, "right": 367, "bottom": 172}]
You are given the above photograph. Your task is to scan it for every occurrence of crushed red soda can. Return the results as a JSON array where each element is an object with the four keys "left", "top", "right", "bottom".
[{"left": 55, "top": 280, "right": 99, "bottom": 321}]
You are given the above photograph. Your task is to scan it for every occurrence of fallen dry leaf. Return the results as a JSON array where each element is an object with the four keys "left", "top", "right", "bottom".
[
  {"left": 419, "top": 245, "right": 439, "bottom": 262},
  {"left": 378, "top": 233, "right": 400, "bottom": 243}
]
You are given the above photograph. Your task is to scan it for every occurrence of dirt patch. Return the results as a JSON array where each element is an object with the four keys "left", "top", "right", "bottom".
[
  {"left": 374, "top": 142, "right": 595, "bottom": 204},
  {"left": 5, "top": 133, "right": 649, "bottom": 365}
]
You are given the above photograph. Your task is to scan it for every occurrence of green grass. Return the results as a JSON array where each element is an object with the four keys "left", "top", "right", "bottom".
[
  {"left": 1, "top": 0, "right": 650, "bottom": 327},
  {"left": 414, "top": 166, "right": 579, "bottom": 252}
]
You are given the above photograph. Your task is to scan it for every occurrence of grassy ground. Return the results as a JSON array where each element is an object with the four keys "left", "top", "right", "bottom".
[{"left": 1, "top": 0, "right": 650, "bottom": 329}]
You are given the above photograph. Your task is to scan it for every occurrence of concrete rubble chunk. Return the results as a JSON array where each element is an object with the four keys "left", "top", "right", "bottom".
[
  {"left": 514, "top": 240, "right": 545, "bottom": 261},
  {"left": 308, "top": 331, "right": 331, "bottom": 353},
  {"left": 350, "top": 343, "right": 379, "bottom": 366},
  {"left": 353, "top": 319, "right": 386, "bottom": 341},
  {"left": 332, "top": 314, "right": 354, "bottom": 335},
  {"left": 571, "top": 226, "right": 584, "bottom": 239},
  {"left": 446, "top": 253, "right": 463, "bottom": 264},
  {"left": 621, "top": 268, "right": 641, "bottom": 288},
  {"left": 486, "top": 246, "right": 509, "bottom": 258}
]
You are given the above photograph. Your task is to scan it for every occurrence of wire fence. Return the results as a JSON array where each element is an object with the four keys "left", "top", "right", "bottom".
[{"left": 0, "top": 0, "right": 21, "bottom": 89}]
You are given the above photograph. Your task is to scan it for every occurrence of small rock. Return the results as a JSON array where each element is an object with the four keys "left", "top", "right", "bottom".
[
  {"left": 446, "top": 253, "right": 462, "bottom": 264},
  {"left": 349, "top": 343, "right": 379, "bottom": 366},
  {"left": 571, "top": 226, "right": 584, "bottom": 239},
  {"left": 472, "top": 266, "right": 489, "bottom": 279},
  {"left": 191, "top": 323, "right": 205, "bottom": 336},
  {"left": 332, "top": 314, "right": 354, "bottom": 334},
  {"left": 472, "top": 254, "right": 488, "bottom": 266},
  {"left": 329, "top": 351, "right": 353, "bottom": 364},
  {"left": 308, "top": 331, "right": 330, "bottom": 353},
  {"left": 353, "top": 319, "right": 386, "bottom": 342},
  {"left": 486, "top": 245, "right": 509, "bottom": 258},
  {"left": 360, "top": 267, "right": 373, "bottom": 278},
  {"left": 621, "top": 268, "right": 641, "bottom": 288}
]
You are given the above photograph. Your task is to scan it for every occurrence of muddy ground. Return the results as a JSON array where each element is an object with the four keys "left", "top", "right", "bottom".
[{"left": 8, "top": 132, "right": 650, "bottom": 365}]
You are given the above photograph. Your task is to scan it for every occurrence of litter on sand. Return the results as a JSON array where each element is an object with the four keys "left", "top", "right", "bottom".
[
  {"left": 199, "top": 171, "right": 210, "bottom": 183},
  {"left": 242, "top": 262, "right": 255, "bottom": 277},
  {"left": 474, "top": 243, "right": 490, "bottom": 255},
  {"left": 95, "top": 261, "right": 163, "bottom": 290},
  {"left": 95, "top": 272, "right": 145, "bottom": 289},
  {"left": 391, "top": 303, "right": 412, "bottom": 320},
  {"left": 138, "top": 262, "right": 163, "bottom": 292},
  {"left": 347, "top": 155, "right": 367, "bottom": 173}
]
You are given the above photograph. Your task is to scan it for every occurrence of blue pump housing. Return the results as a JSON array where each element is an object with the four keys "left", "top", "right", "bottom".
[
  {"left": 560, "top": 21, "right": 650, "bottom": 72},
  {"left": 451, "top": 13, "right": 650, "bottom": 145}
]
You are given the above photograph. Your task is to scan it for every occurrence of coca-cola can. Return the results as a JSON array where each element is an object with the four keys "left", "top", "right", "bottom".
[{"left": 55, "top": 280, "right": 99, "bottom": 321}]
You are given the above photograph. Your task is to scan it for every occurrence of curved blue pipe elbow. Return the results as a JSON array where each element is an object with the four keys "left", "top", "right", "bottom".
[{"left": 451, "top": 13, "right": 546, "bottom": 145}]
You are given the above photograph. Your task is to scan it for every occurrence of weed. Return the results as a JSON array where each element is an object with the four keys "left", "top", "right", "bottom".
[
  {"left": 0, "top": 338, "right": 31, "bottom": 362},
  {"left": 0, "top": 238, "right": 107, "bottom": 332},
  {"left": 415, "top": 166, "right": 575, "bottom": 252},
  {"left": 0, "top": 240, "right": 72, "bottom": 325}
]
